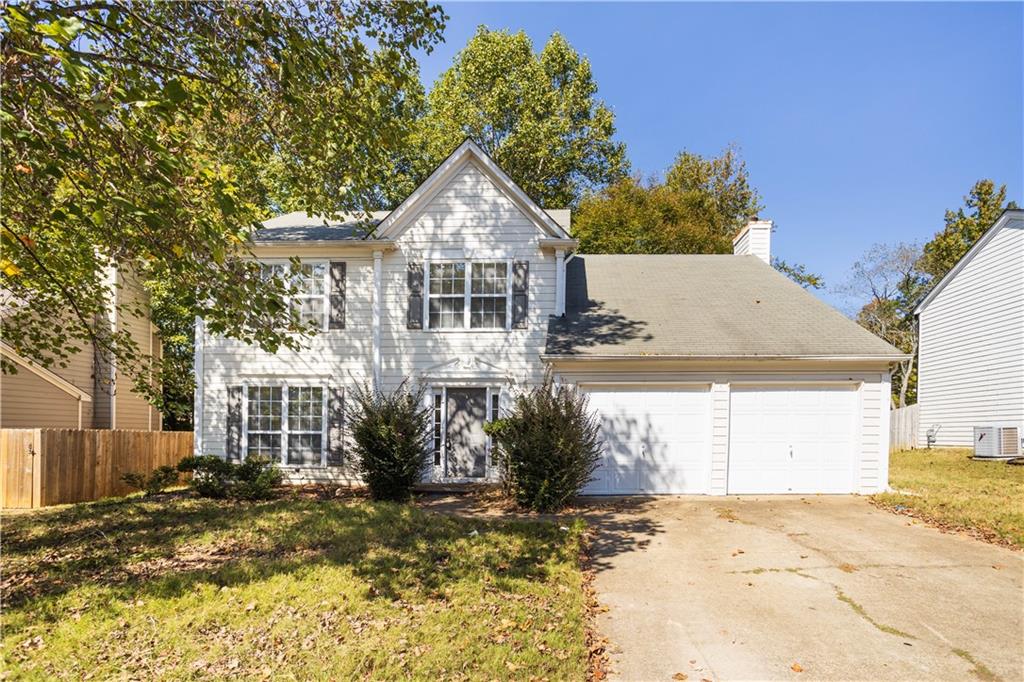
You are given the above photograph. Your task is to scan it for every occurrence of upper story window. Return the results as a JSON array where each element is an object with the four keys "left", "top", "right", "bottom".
[
  {"left": 427, "top": 261, "right": 509, "bottom": 330},
  {"left": 260, "top": 263, "right": 329, "bottom": 329}
]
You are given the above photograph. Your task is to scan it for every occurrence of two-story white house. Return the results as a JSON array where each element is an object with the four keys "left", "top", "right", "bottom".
[
  {"left": 914, "top": 209, "right": 1024, "bottom": 452},
  {"left": 193, "top": 140, "right": 904, "bottom": 495}
]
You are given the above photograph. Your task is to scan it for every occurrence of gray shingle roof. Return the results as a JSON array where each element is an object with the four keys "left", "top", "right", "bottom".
[
  {"left": 545, "top": 255, "right": 903, "bottom": 358},
  {"left": 253, "top": 211, "right": 389, "bottom": 242}
]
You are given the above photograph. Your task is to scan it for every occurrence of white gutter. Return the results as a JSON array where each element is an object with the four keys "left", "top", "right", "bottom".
[{"left": 542, "top": 354, "right": 913, "bottom": 361}]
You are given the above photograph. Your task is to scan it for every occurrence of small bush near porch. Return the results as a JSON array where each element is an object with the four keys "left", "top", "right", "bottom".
[
  {"left": 2, "top": 495, "right": 588, "bottom": 679},
  {"left": 874, "top": 448, "right": 1024, "bottom": 548}
]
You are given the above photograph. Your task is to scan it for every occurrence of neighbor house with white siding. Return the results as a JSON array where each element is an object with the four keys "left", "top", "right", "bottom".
[
  {"left": 194, "top": 140, "right": 905, "bottom": 494},
  {"left": 1, "top": 265, "right": 162, "bottom": 430},
  {"left": 914, "top": 209, "right": 1024, "bottom": 451}
]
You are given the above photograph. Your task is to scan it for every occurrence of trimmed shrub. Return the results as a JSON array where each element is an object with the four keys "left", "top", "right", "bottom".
[
  {"left": 486, "top": 375, "right": 602, "bottom": 512},
  {"left": 230, "top": 455, "right": 283, "bottom": 500},
  {"left": 177, "top": 455, "right": 281, "bottom": 500},
  {"left": 120, "top": 465, "right": 179, "bottom": 496},
  {"left": 349, "top": 382, "right": 431, "bottom": 501}
]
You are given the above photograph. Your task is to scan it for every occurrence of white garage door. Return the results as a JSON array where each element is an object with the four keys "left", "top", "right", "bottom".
[
  {"left": 728, "top": 386, "right": 859, "bottom": 494},
  {"left": 583, "top": 387, "right": 711, "bottom": 494}
]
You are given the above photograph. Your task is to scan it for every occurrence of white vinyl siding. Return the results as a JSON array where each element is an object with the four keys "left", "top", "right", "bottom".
[
  {"left": 917, "top": 216, "right": 1024, "bottom": 446},
  {"left": 381, "top": 161, "right": 557, "bottom": 390},
  {"left": 197, "top": 256, "right": 373, "bottom": 484}
]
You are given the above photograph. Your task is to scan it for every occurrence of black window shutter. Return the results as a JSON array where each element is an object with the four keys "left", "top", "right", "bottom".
[
  {"left": 512, "top": 260, "right": 529, "bottom": 329},
  {"left": 329, "top": 261, "right": 346, "bottom": 330},
  {"left": 407, "top": 261, "right": 424, "bottom": 329},
  {"left": 226, "top": 385, "right": 243, "bottom": 463},
  {"left": 327, "top": 386, "right": 344, "bottom": 466}
]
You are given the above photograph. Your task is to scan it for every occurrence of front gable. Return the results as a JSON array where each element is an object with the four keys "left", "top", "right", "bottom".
[{"left": 375, "top": 140, "right": 572, "bottom": 245}]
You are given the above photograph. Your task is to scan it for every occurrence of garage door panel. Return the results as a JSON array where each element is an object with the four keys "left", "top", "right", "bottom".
[
  {"left": 584, "top": 387, "right": 711, "bottom": 495},
  {"left": 728, "top": 386, "right": 858, "bottom": 495}
]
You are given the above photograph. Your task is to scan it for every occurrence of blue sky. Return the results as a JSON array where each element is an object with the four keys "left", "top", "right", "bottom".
[{"left": 415, "top": 2, "right": 1024, "bottom": 307}]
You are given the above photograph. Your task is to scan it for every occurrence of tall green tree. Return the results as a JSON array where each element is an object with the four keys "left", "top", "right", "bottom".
[
  {"left": 920, "top": 179, "right": 1018, "bottom": 280},
  {"left": 573, "top": 146, "right": 761, "bottom": 254},
  {"left": 388, "top": 27, "right": 627, "bottom": 208},
  {"left": 572, "top": 146, "right": 821, "bottom": 288},
  {"left": 1, "top": 1, "right": 444, "bottom": 418}
]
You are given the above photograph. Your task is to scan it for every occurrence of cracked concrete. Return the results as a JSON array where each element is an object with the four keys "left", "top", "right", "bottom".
[{"left": 583, "top": 496, "right": 1023, "bottom": 681}]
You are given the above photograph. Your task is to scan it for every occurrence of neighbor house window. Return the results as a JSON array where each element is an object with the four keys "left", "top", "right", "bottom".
[
  {"left": 246, "top": 384, "right": 326, "bottom": 466},
  {"left": 260, "top": 262, "right": 329, "bottom": 329},
  {"left": 426, "top": 261, "right": 508, "bottom": 329}
]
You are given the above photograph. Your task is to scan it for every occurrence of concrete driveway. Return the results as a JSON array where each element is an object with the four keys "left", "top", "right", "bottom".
[{"left": 583, "top": 496, "right": 1023, "bottom": 681}]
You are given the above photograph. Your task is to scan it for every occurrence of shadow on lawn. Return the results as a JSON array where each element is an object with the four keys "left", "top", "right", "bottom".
[{"left": 1, "top": 494, "right": 584, "bottom": 610}]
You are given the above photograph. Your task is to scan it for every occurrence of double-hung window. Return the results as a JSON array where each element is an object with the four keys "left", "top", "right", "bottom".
[
  {"left": 428, "top": 262, "right": 466, "bottom": 329},
  {"left": 260, "top": 262, "right": 329, "bottom": 329},
  {"left": 246, "top": 384, "right": 326, "bottom": 466},
  {"left": 427, "top": 261, "right": 509, "bottom": 329}
]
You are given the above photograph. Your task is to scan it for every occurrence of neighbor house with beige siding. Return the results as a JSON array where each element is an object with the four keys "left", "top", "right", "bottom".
[
  {"left": 194, "top": 140, "right": 904, "bottom": 494},
  {"left": 1, "top": 265, "right": 162, "bottom": 430},
  {"left": 914, "top": 209, "right": 1024, "bottom": 450}
]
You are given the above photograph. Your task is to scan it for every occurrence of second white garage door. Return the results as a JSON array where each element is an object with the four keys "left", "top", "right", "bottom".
[
  {"left": 728, "top": 386, "right": 859, "bottom": 494},
  {"left": 584, "top": 387, "right": 711, "bottom": 494}
]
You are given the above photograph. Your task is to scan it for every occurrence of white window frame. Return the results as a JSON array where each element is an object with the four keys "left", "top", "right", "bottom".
[
  {"left": 423, "top": 259, "right": 513, "bottom": 331},
  {"left": 242, "top": 380, "right": 329, "bottom": 468},
  {"left": 258, "top": 259, "right": 331, "bottom": 331}
]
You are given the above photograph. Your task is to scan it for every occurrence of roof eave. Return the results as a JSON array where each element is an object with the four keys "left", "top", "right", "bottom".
[
  {"left": 539, "top": 238, "right": 579, "bottom": 250},
  {"left": 248, "top": 239, "right": 397, "bottom": 249},
  {"left": 542, "top": 353, "right": 910, "bottom": 363}
]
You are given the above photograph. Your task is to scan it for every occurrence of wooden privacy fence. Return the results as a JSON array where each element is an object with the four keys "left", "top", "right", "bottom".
[
  {"left": 890, "top": 404, "right": 919, "bottom": 452},
  {"left": 1, "top": 429, "right": 193, "bottom": 509}
]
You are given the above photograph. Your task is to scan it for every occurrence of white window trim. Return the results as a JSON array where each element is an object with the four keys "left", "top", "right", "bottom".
[
  {"left": 258, "top": 259, "right": 331, "bottom": 331},
  {"left": 423, "top": 258, "right": 514, "bottom": 331},
  {"left": 242, "top": 380, "right": 330, "bottom": 468}
]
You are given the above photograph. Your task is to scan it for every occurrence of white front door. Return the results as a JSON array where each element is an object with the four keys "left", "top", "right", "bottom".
[
  {"left": 728, "top": 386, "right": 859, "bottom": 494},
  {"left": 584, "top": 387, "right": 711, "bottom": 494}
]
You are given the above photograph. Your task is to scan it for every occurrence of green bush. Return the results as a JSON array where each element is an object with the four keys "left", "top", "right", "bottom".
[
  {"left": 349, "top": 382, "right": 431, "bottom": 501},
  {"left": 177, "top": 455, "right": 281, "bottom": 500},
  {"left": 120, "top": 465, "right": 179, "bottom": 496},
  {"left": 486, "top": 375, "right": 602, "bottom": 512},
  {"left": 230, "top": 455, "right": 284, "bottom": 500}
]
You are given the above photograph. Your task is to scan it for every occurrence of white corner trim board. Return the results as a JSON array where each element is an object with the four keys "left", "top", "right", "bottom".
[
  {"left": 372, "top": 249, "right": 383, "bottom": 390},
  {"left": 193, "top": 317, "right": 205, "bottom": 455}
]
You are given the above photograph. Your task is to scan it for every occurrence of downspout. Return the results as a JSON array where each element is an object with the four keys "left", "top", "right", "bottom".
[{"left": 555, "top": 248, "right": 567, "bottom": 317}]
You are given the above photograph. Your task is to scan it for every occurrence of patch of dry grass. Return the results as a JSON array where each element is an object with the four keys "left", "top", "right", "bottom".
[{"left": 874, "top": 448, "right": 1024, "bottom": 548}]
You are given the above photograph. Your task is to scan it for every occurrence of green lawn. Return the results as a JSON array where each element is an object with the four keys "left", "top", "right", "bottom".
[
  {"left": 874, "top": 448, "right": 1024, "bottom": 548},
  {"left": 2, "top": 493, "right": 589, "bottom": 680}
]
